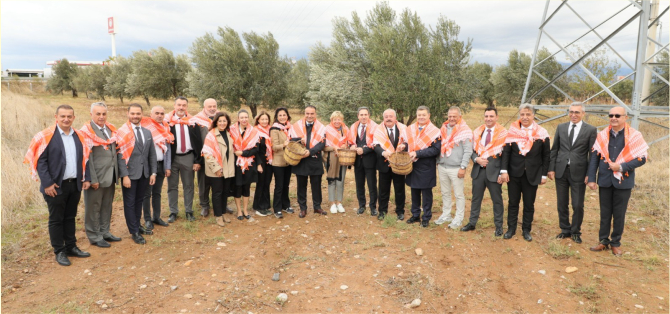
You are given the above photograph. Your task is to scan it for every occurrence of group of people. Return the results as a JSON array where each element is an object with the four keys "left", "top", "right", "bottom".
[{"left": 25, "top": 98, "right": 648, "bottom": 267}]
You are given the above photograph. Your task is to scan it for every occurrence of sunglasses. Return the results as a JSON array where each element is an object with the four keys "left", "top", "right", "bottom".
[{"left": 608, "top": 114, "right": 625, "bottom": 118}]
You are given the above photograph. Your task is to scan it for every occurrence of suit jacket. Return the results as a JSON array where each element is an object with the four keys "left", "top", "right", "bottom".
[
  {"left": 37, "top": 126, "right": 91, "bottom": 194},
  {"left": 118, "top": 127, "right": 158, "bottom": 180},
  {"left": 87, "top": 121, "right": 119, "bottom": 187},
  {"left": 470, "top": 126, "right": 503, "bottom": 182},
  {"left": 587, "top": 136, "right": 646, "bottom": 190},
  {"left": 549, "top": 121, "right": 597, "bottom": 182},
  {"left": 405, "top": 139, "right": 441, "bottom": 189},
  {"left": 354, "top": 127, "right": 377, "bottom": 169},
  {"left": 374, "top": 125, "right": 405, "bottom": 173},
  {"left": 290, "top": 124, "right": 325, "bottom": 176},
  {"left": 502, "top": 137, "right": 551, "bottom": 186},
  {"left": 170, "top": 123, "right": 203, "bottom": 165}
]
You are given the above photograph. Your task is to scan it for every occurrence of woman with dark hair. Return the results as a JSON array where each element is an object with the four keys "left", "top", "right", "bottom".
[
  {"left": 252, "top": 111, "right": 273, "bottom": 216},
  {"left": 230, "top": 109, "right": 259, "bottom": 220},
  {"left": 269, "top": 107, "right": 294, "bottom": 218},
  {"left": 201, "top": 112, "right": 235, "bottom": 227}
]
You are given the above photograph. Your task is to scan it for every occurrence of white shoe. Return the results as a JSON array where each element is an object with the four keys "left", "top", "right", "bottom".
[
  {"left": 330, "top": 204, "right": 338, "bottom": 214},
  {"left": 448, "top": 222, "right": 461, "bottom": 230},
  {"left": 435, "top": 215, "right": 452, "bottom": 225},
  {"left": 337, "top": 204, "right": 345, "bottom": 213}
]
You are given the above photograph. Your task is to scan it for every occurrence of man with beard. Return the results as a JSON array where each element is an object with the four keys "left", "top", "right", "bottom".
[
  {"left": 191, "top": 98, "right": 219, "bottom": 217},
  {"left": 141, "top": 106, "right": 174, "bottom": 230}
]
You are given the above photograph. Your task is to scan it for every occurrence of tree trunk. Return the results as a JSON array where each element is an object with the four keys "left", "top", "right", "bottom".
[
  {"left": 406, "top": 114, "right": 416, "bottom": 126},
  {"left": 119, "top": 96, "right": 124, "bottom": 104},
  {"left": 101, "top": 95, "right": 106, "bottom": 101},
  {"left": 250, "top": 103, "right": 257, "bottom": 119},
  {"left": 72, "top": 89, "right": 78, "bottom": 98},
  {"left": 144, "top": 96, "right": 151, "bottom": 107}
]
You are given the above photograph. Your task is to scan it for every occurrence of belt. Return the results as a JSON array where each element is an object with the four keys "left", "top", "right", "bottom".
[
  {"left": 175, "top": 152, "right": 191, "bottom": 156},
  {"left": 62, "top": 178, "right": 77, "bottom": 183},
  {"left": 157, "top": 160, "right": 164, "bottom": 164}
]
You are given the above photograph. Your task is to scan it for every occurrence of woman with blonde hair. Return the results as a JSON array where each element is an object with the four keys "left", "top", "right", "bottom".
[
  {"left": 230, "top": 109, "right": 259, "bottom": 220},
  {"left": 323, "top": 111, "right": 349, "bottom": 214}
]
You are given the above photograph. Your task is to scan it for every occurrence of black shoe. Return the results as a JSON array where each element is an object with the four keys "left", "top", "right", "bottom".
[
  {"left": 145, "top": 220, "right": 154, "bottom": 230},
  {"left": 67, "top": 247, "right": 91, "bottom": 258},
  {"left": 201, "top": 208, "right": 210, "bottom": 217},
  {"left": 168, "top": 213, "right": 177, "bottom": 223},
  {"left": 556, "top": 232, "right": 570, "bottom": 239},
  {"left": 132, "top": 233, "right": 146, "bottom": 244},
  {"left": 503, "top": 229, "right": 516, "bottom": 239},
  {"left": 274, "top": 212, "right": 284, "bottom": 219},
  {"left": 90, "top": 240, "right": 111, "bottom": 248},
  {"left": 186, "top": 213, "right": 196, "bottom": 221},
  {"left": 370, "top": 209, "right": 378, "bottom": 216},
  {"left": 103, "top": 234, "right": 122, "bottom": 242},
  {"left": 153, "top": 218, "right": 169, "bottom": 227},
  {"left": 397, "top": 213, "right": 405, "bottom": 221},
  {"left": 299, "top": 210, "right": 307, "bottom": 218},
  {"left": 357, "top": 207, "right": 366, "bottom": 215},
  {"left": 571, "top": 234, "right": 582, "bottom": 244},
  {"left": 406, "top": 216, "right": 420, "bottom": 224},
  {"left": 421, "top": 220, "right": 429, "bottom": 228},
  {"left": 460, "top": 223, "right": 476, "bottom": 232},
  {"left": 377, "top": 213, "right": 386, "bottom": 221},
  {"left": 522, "top": 231, "right": 532, "bottom": 242},
  {"left": 495, "top": 227, "right": 503, "bottom": 237},
  {"left": 237, "top": 215, "right": 244, "bottom": 221},
  {"left": 244, "top": 214, "right": 251, "bottom": 220},
  {"left": 284, "top": 207, "right": 295, "bottom": 214},
  {"left": 255, "top": 209, "right": 271, "bottom": 217},
  {"left": 139, "top": 226, "right": 153, "bottom": 235},
  {"left": 56, "top": 252, "right": 71, "bottom": 266}
]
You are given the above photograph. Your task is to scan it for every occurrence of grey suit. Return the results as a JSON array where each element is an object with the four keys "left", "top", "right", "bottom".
[
  {"left": 118, "top": 126, "right": 157, "bottom": 235},
  {"left": 549, "top": 121, "right": 597, "bottom": 236},
  {"left": 197, "top": 124, "right": 212, "bottom": 214},
  {"left": 84, "top": 122, "right": 119, "bottom": 243},
  {"left": 467, "top": 127, "right": 505, "bottom": 229}
]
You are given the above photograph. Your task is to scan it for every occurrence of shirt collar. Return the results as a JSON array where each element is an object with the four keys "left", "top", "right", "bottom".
[
  {"left": 57, "top": 124, "right": 72, "bottom": 136},
  {"left": 131, "top": 123, "right": 141, "bottom": 128},
  {"left": 571, "top": 120, "right": 583, "bottom": 128}
]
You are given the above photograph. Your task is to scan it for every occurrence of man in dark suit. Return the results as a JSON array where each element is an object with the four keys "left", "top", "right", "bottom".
[
  {"left": 588, "top": 106, "right": 647, "bottom": 256},
  {"left": 461, "top": 107, "right": 508, "bottom": 236},
  {"left": 405, "top": 106, "right": 441, "bottom": 228},
  {"left": 31, "top": 105, "right": 91, "bottom": 266},
  {"left": 142, "top": 106, "right": 172, "bottom": 230},
  {"left": 118, "top": 104, "right": 157, "bottom": 245},
  {"left": 548, "top": 102, "right": 597, "bottom": 244},
  {"left": 83, "top": 102, "right": 122, "bottom": 248},
  {"left": 349, "top": 107, "right": 378, "bottom": 216},
  {"left": 194, "top": 98, "right": 218, "bottom": 217},
  {"left": 373, "top": 109, "right": 407, "bottom": 221},
  {"left": 501, "top": 104, "right": 551, "bottom": 242}
]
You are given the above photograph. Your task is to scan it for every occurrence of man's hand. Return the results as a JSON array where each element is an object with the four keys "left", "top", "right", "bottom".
[
  {"left": 547, "top": 171, "right": 555, "bottom": 180},
  {"left": 588, "top": 182, "right": 597, "bottom": 190},
  {"left": 457, "top": 168, "right": 466, "bottom": 178},
  {"left": 408, "top": 151, "right": 417, "bottom": 160},
  {"left": 584, "top": 176, "right": 588, "bottom": 185},
  {"left": 540, "top": 178, "right": 547, "bottom": 185},
  {"left": 123, "top": 176, "right": 131, "bottom": 188},
  {"left": 300, "top": 138, "right": 306, "bottom": 145},
  {"left": 497, "top": 175, "right": 503, "bottom": 185},
  {"left": 165, "top": 170, "right": 171, "bottom": 178},
  {"left": 303, "top": 150, "right": 310, "bottom": 157},
  {"left": 356, "top": 147, "right": 364, "bottom": 155},
  {"left": 397, "top": 143, "right": 406, "bottom": 151},
  {"left": 193, "top": 164, "right": 201, "bottom": 171},
  {"left": 609, "top": 162, "right": 621, "bottom": 172},
  {"left": 44, "top": 183, "right": 59, "bottom": 197},
  {"left": 83, "top": 182, "right": 91, "bottom": 190},
  {"left": 258, "top": 164, "right": 263, "bottom": 173},
  {"left": 149, "top": 175, "right": 156, "bottom": 185},
  {"left": 382, "top": 151, "right": 390, "bottom": 159},
  {"left": 91, "top": 182, "right": 100, "bottom": 190},
  {"left": 500, "top": 173, "right": 509, "bottom": 183},
  {"left": 477, "top": 157, "right": 489, "bottom": 167}
]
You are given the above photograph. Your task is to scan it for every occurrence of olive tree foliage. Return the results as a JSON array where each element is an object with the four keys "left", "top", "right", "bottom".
[
  {"left": 126, "top": 47, "right": 191, "bottom": 106},
  {"left": 105, "top": 56, "right": 133, "bottom": 104},
  {"left": 491, "top": 47, "right": 566, "bottom": 107},
  {"left": 568, "top": 45, "right": 620, "bottom": 101},
  {"left": 70, "top": 65, "right": 110, "bottom": 100},
  {"left": 46, "top": 58, "right": 79, "bottom": 97},
  {"left": 307, "top": 1, "right": 476, "bottom": 125},
  {"left": 188, "top": 27, "right": 289, "bottom": 117},
  {"left": 650, "top": 50, "right": 669, "bottom": 106},
  {"left": 286, "top": 58, "right": 311, "bottom": 108},
  {"left": 71, "top": 67, "right": 91, "bottom": 99},
  {"left": 467, "top": 62, "right": 495, "bottom": 106}
]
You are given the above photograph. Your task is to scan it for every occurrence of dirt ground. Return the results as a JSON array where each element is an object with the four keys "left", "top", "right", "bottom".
[{"left": 1, "top": 98, "right": 668, "bottom": 313}]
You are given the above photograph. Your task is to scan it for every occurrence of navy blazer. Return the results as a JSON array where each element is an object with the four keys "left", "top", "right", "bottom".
[
  {"left": 37, "top": 126, "right": 91, "bottom": 194},
  {"left": 587, "top": 150, "right": 646, "bottom": 190},
  {"left": 405, "top": 139, "right": 441, "bottom": 189}
]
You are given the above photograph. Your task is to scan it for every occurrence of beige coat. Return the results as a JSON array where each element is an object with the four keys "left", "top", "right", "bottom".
[
  {"left": 204, "top": 130, "right": 236, "bottom": 178},
  {"left": 271, "top": 128, "right": 289, "bottom": 167}
]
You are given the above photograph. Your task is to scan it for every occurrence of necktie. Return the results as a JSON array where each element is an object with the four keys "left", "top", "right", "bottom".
[
  {"left": 306, "top": 123, "right": 312, "bottom": 149},
  {"left": 388, "top": 128, "right": 394, "bottom": 140},
  {"left": 360, "top": 124, "right": 366, "bottom": 139},
  {"left": 568, "top": 124, "right": 576, "bottom": 147},
  {"left": 485, "top": 129, "right": 492, "bottom": 146},
  {"left": 135, "top": 127, "right": 144, "bottom": 151},
  {"left": 180, "top": 123, "right": 186, "bottom": 153},
  {"left": 100, "top": 127, "right": 109, "bottom": 140}
]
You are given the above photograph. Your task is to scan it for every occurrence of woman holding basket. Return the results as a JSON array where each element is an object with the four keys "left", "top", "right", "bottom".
[{"left": 323, "top": 111, "right": 350, "bottom": 214}]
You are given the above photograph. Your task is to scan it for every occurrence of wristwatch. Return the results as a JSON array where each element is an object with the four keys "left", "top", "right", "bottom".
[{"left": 460, "top": 166, "right": 466, "bottom": 170}]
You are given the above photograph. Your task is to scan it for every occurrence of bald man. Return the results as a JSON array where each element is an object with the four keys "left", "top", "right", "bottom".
[{"left": 193, "top": 99, "right": 219, "bottom": 217}]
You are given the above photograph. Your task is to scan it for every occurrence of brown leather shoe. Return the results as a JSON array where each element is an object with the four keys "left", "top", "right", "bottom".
[
  {"left": 299, "top": 210, "right": 307, "bottom": 218},
  {"left": 589, "top": 243, "right": 609, "bottom": 251},
  {"left": 314, "top": 208, "right": 327, "bottom": 215},
  {"left": 611, "top": 246, "right": 623, "bottom": 256}
]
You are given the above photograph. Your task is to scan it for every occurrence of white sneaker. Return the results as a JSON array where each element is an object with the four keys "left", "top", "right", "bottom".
[
  {"left": 448, "top": 222, "right": 461, "bottom": 230},
  {"left": 330, "top": 204, "right": 338, "bottom": 214},
  {"left": 337, "top": 204, "right": 345, "bottom": 213},
  {"left": 435, "top": 214, "right": 452, "bottom": 225}
]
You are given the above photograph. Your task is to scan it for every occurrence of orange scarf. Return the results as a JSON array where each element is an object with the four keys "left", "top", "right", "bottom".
[
  {"left": 505, "top": 120, "right": 550, "bottom": 156},
  {"left": 289, "top": 118, "right": 325, "bottom": 148},
  {"left": 271, "top": 121, "right": 292, "bottom": 138},
  {"left": 592, "top": 124, "right": 648, "bottom": 183},
  {"left": 115, "top": 122, "right": 142, "bottom": 165},
  {"left": 348, "top": 120, "right": 377, "bottom": 148},
  {"left": 230, "top": 122, "right": 259, "bottom": 173},
  {"left": 406, "top": 122, "right": 440, "bottom": 152},
  {"left": 324, "top": 122, "right": 349, "bottom": 148},
  {"left": 165, "top": 110, "right": 192, "bottom": 126},
  {"left": 255, "top": 124, "right": 273, "bottom": 164},
  {"left": 79, "top": 122, "right": 117, "bottom": 150},
  {"left": 372, "top": 123, "right": 407, "bottom": 155},
  {"left": 201, "top": 129, "right": 223, "bottom": 168},
  {"left": 24, "top": 124, "right": 90, "bottom": 181},
  {"left": 440, "top": 119, "right": 473, "bottom": 157},
  {"left": 190, "top": 110, "right": 213, "bottom": 128},
  {"left": 140, "top": 117, "right": 174, "bottom": 154},
  {"left": 473, "top": 124, "right": 507, "bottom": 159}
]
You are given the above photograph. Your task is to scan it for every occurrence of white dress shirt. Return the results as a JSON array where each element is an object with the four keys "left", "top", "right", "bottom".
[
  {"left": 58, "top": 125, "right": 77, "bottom": 180},
  {"left": 174, "top": 116, "right": 193, "bottom": 153},
  {"left": 567, "top": 120, "right": 583, "bottom": 165}
]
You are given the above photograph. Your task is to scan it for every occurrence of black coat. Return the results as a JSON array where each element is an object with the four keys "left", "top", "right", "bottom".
[
  {"left": 290, "top": 124, "right": 325, "bottom": 176},
  {"left": 502, "top": 138, "right": 551, "bottom": 186},
  {"left": 374, "top": 125, "right": 404, "bottom": 173},
  {"left": 37, "top": 127, "right": 91, "bottom": 194},
  {"left": 354, "top": 130, "right": 377, "bottom": 169},
  {"left": 170, "top": 123, "right": 203, "bottom": 165},
  {"left": 405, "top": 139, "right": 441, "bottom": 189}
]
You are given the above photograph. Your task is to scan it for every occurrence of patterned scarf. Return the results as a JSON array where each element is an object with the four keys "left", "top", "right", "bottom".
[
  {"left": 79, "top": 122, "right": 118, "bottom": 150},
  {"left": 190, "top": 110, "right": 213, "bottom": 128},
  {"left": 271, "top": 121, "right": 292, "bottom": 138},
  {"left": 406, "top": 121, "right": 440, "bottom": 152},
  {"left": 140, "top": 117, "right": 174, "bottom": 154},
  {"left": 324, "top": 121, "right": 349, "bottom": 148},
  {"left": 115, "top": 121, "right": 142, "bottom": 165},
  {"left": 472, "top": 123, "right": 507, "bottom": 159},
  {"left": 230, "top": 122, "right": 259, "bottom": 173},
  {"left": 505, "top": 120, "right": 550, "bottom": 156},
  {"left": 165, "top": 110, "right": 192, "bottom": 126},
  {"left": 592, "top": 124, "right": 648, "bottom": 183},
  {"left": 289, "top": 118, "right": 325, "bottom": 148},
  {"left": 255, "top": 124, "right": 273, "bottom": 165},
  {"left": 24, "top": 123, "right": 90, "bottom": 181},
  {"left": 201, "top": 129, "right": 223, "bottom": 168},
  {"left": 372, "top": 123, "right": 407, "bottom": 155},
  {"left": 440, "top": 119, "right": 473, "bottom": 157},
  {"left": 348, "top": 120, "right": 378, "bottom": 148}
]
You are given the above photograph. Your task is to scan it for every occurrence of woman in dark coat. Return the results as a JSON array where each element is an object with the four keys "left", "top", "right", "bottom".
[
  {"left": 252, "top": 111, "right": 273, "bottom": 216},
  {"left": 230, "top": 109, "right": 259, "bottom": 220}
]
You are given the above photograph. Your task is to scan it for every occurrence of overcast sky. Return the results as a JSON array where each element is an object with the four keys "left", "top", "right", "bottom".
[{"left": 2, "top": 0, "right": 668, "bottom": 70}]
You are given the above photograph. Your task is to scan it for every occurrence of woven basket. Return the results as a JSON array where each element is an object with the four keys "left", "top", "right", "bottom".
[
  {"left": 388, "top": 151, "right": 413, "bottom": 175},
  {"left": 284, "top": 141, "right": 307, "bottom": 166},
  {"left": 337, "top": 149, "right": 357, "bottom": 166}
]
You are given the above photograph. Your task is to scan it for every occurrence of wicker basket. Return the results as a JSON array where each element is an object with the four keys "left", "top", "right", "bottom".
[
  {"left": 284, "top": 141, "right": 308, "bottom": 166},
  {"left": 388, "top": 151, "right": 413, "bottom": 175},
  {"left": 337, "top": 149, "right": 357, "bottom": 166}
]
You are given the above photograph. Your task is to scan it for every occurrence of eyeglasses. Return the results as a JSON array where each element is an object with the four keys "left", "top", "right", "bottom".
[
  {"left": 608, "top": 114, "right": 625, "bottom": 118},
  {"left": 568, "top": 111, "right": 582, "bottom": 115}
]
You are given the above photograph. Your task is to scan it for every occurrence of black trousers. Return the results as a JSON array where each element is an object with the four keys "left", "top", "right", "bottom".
[
  {"left": 378, "top": 170, "right": 405, "bottom": 215},
  {"left": 253, "top": 164, "right": 273, "bottom": 211},
  {"left": 507, "top": 172, "right": 538, "bottom": 232},
  {"left": 210, "top": 176, "right": 233, "bottom": 217},
  {"left": 410, "top": 188, "right": 432, "bottom": 221},
  {"left": 123, "top": 175, "right": 150, "bottom": 235},
  {"left": 234, "top": 183, "right": 251, "bottom": 198},
  {"left": 272, "top": 166, "right": 292, "bottom": 213},
  {"left": 468, "top": 168, "right": 504, "bottom": 228},
  {"left": 143, "top": 161, "right": 166, "bottom": 222},
  {"left": 598, "top": 186, "right": 631, "bottom": 247},
  {"left": 556, "top": 166, "right": 586, "bottom": 235},
  {"left": 296, "top": 174, "right": 322, "bottom": 211},
  {"left": 354, "top": 165, "right": 377, "bottom": 210},
  {"left": 44, "top": 180, "right": 80, "bottom": 254}
]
